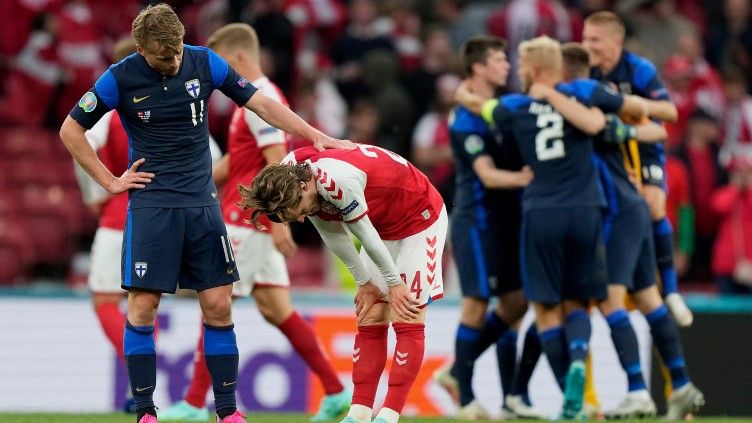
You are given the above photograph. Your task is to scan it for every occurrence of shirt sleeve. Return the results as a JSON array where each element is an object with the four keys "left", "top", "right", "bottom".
[
  {"left": 590, "top": 82, "right": 625, "bottom": 114},
  {"left": 314, "top": 160, "right": 369, "bottom": 222},
  {"left": 632, "top": 59, "right": 671, "bottom": 101},
  {"left": 309, "top": 216, "right": 370, "bottom": 285},
  {"left": 453, "top": 131, "right": 492, "bottom": 166},
  {"left": 69, "top": 69, "right": 118, "bottom": 130},
  {"left": 207, "top": 48, "right": 258, "bottom": 106},
  {"left": 346, "top": 215, "right": 402, "bottom": 286}
]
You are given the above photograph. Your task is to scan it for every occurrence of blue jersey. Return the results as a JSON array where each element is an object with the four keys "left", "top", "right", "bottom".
[
  {"left": 590, "top": 50, "right": 671, "bottom": 159},
  {"left": 485, "top": 81, "right": 611, "bottom": 212},
  {"left": 449, "top": 106, "right": 522, "bottom": 225},
  {"left": 70, "top": 45, "right": 257, "bottom": 209}
]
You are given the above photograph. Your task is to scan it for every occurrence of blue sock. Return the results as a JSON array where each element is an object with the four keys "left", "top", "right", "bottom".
[
  {"left": 645, "top": 305, "right": 690, "bottom": 389},
  {"left": 477, "top": 311, "right": 509, "bottom": 355},
  {"left": 496, "top": 330, "right": 518, "bottom": 397},
  {"left": 452, "top": 324, "right": 482, "bottom": 406},
  {"left": 606, "top": 309, "right": 647, "bottom": 391},
  {"left": 538, "top": 326, "right": 568, "bottom": 390},
  {"left": 204, "top": 323, "right": 239, "bottom": 418},
  {"left": 654, "top": 218, "right": 678, "bottom": 295},
  {"left": 512, "top": 325, "right": 541, "bottom": 402},
  {"left": 124, "top": 321, "right": 156, "bottom": 417},
  {"left": 564, "top": 310, "right": 591, "bottom": 363}
]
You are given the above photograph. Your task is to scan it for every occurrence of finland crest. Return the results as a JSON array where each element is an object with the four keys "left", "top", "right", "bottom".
[
  {"left": 135, "top": 262, "right": 148, "bottom": 278},
  {"left": 185, "top": 79, "right": 200, "bottom": 98}
]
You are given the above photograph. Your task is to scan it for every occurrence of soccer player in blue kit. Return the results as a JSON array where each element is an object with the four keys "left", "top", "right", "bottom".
[
  {"left": 58, "top": 4, "right": 351, "bottom": 423},
  {"left": 436, "top": 35, "right": 541, "bottom": 420},
  {"left": 556, "top": 42, "right": 705, "bottom": 421},
  {"left": 583, "top": 11, "right": 694, "bottom": 328},
  {"left": 457, "top": 36, "right": 609, "bottom": 420}
]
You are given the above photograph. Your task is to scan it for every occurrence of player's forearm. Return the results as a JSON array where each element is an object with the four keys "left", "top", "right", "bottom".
[
  {"left": 473, "top": 156, "right": 529, "bottom": 189},
  {"left": 310, "top": 217, "right": 370, "bottom": 284},
  {"left": 247, "top": 93, "right": 324, "bottom": 144},
  {"left": 60, "top": 116, "right": 116, "bottom": 190},
  {"left": 634, "top": 121, "right": 668, "bottom": 143},
  {"left": 347, "top": 216, "right": 402, "bottom": 286},
  {"left": 646, "top": 99, "right": 678, "bottom": 123},
  {"left": 545, "top": 89, "right": 606, "bottom": 135},
  {"left": 454, "top": 84, "right": 486, "bottom": 115},
  {"left": 621, "top": 95, "right": 649, "bottom": 119}
]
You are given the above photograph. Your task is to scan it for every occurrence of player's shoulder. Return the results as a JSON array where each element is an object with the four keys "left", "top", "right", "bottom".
[
  {"left": 624, "top": 50, "right": 658, "bottom": 84},
  {"left": 184, "top": 44, "right": 212, "bottom": 58},
  {"left": 499, "top": 93, "right": 532, "bottom": 112},
  {"left": 448, "top": 106, "right": 489, "bottom": 134},
  {"left": 557, "top": 79, "right": 601, "bottom": 100},
  {"left": 287, "top": 146, "right": 321, "bottom": 164}
]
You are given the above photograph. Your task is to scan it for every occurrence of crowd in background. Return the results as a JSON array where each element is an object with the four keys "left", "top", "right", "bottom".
[{"left": 0, "top": 0, "right": 751, "bottom": 294}]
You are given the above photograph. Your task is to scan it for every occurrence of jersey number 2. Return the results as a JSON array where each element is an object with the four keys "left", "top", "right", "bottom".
[
  {"left": 535, "top": 112, "right": 565, "bottom": 161},
  {"left": 190, "top": 100, "right": 205, "bottom": 126}
]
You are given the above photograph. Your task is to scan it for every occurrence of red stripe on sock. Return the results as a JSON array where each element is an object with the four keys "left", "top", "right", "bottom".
[
  {"left": 94, "top": 302, "right": 126, "bottom": 362},
  {"left": 382, "top": 322, "right": 425, "bottom": 413},
  {"left": 184, "top": 323, "right": 212, "bottom": 408},
  {"left": 352, "top": 324, "right": 389, "bottom": 408},
  {"left": 278, "top": 312, "right": 344, "bottom": 395}
]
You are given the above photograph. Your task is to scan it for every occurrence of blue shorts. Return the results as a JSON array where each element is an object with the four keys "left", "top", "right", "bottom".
[
  {"left": 605, "top": 201, "right": 657, "bottom": 292},
  {"left": 520, "top": 207, "right": 608, "bottom": 304},
  {"left": 451, "top": 210, "right": 521, "bottom": 299},
  {"left": 122, "top": 206, "right": 239, "bottom": 293},
  {"left": 638, "top": 144, "right": 666, "bottom": 189}
]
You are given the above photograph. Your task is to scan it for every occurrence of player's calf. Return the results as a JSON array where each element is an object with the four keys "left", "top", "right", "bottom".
[{"left": 377, "top": 322, "right": 425, "bottom": 423}]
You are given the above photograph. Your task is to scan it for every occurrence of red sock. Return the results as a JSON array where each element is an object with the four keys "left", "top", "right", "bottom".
[
  {"left": 94, "top": 302, "right": 125, "bottom": 362},
  {"left": 278, "top": 311, "right": 344, "bottom": 394},
  {"left": 382, "top": 322, "right": 425, "bottom": 413},
  {"left": 352, "top": 324, "right": 389, "bottom": 408},
  {"left": 184, "top": 324, "right": 212, "bottom": 408}
]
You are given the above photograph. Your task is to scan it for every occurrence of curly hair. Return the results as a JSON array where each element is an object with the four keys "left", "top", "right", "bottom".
[
  {"left": 238, "top": 162, "right": 314, "bottom": 229},
  {"left": 131, "top": 3, "right": 185, "bottom": 56}
]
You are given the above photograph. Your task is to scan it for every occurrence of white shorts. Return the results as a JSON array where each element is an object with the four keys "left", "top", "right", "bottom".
[
  {"left": 88, "top": 227, "right": 125, "bottom": 294},
  {"left": 226, "top": 223, "right": 290, "bottom": 297},
  {"left": 361, "top": 206, "right": 448, "bottom": 306}
]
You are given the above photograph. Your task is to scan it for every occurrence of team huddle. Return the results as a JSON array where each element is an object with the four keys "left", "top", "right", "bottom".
[{"left": 62, "top": 3, "right": 704, "bottom": 423}]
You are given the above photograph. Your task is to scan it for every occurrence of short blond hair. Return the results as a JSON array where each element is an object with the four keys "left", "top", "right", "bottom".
[
  {"left": 207, "top": 23, "right": 260, "bottom": 60},
  {"left": 131, "top": 3, "right": 185, "bottom": 56},
  {"left": 584, "top": 11, "right": 625, "bottom": 39},
  {"left": 518, "top": 36, "right": 562, "bottom": 75}
]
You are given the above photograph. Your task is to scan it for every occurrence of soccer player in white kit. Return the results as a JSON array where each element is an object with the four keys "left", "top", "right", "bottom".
[
  {"left": 159, "top": 23, "right": 351, "bottom": 422},
  {"left": 241, "top": 144, "right": 448, "bottom": 423}
]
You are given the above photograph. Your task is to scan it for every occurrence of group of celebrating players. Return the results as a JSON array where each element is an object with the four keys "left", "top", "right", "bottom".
[{"left": 63, "top": 2, "right": 705, "bottom": 423}]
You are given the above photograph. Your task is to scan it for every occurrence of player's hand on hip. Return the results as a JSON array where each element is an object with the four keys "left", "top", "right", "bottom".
[
  {"left": 388, "top": 283, "right": 421, "bottom": 321},
  {"left": 271, "top": 223, "right": 298, "bottom": 258},
  {"left": 313, "top": 135, "right": 357, "bottom": 151},
  {"left": 107, "top": 158, "right": 154, "bottom": 194},
  {"left": 355, "top": 281, "right": 382, "bottom": 323}
]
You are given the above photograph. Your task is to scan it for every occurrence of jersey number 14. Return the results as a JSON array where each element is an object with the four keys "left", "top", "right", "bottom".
[{"left": 535, "top": 112, "right": 565, "bottom": 161}]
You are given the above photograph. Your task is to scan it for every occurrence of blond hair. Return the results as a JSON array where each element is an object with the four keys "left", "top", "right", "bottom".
[
  {"left": 131, "top": 3, "right": 185, "bottom": 56},
  {"left": 239, "top": 163, "right": 314, "bottom": 228},
  {"left": 518, "top": 36, "right": 562, "bottom": 75},
  {"left": 206, "top": 23, "right": 260, "bottom": 61},
  {"left": 584, "top": 11, "right": 625, "bottom": 39},
  {"left": 112, "top": 37, "right": 137, "bottom": 62}
]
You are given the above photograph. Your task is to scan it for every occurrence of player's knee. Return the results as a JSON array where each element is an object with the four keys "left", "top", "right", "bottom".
[
  {"left": 643, "top": 187, "right": 666, "bottom": 220},
  {"left": 202, "top": 296, "right": 233, "bottom": 325},
  {"left": 460, "top": 297, "right": 488, "bottom": 327},
  {"left": 632, "top": 285, "right": 663, "bottom": 314}
]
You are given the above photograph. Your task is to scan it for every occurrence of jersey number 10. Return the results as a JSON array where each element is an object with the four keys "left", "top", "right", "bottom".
[{"left": 535, "top": 112, "right": 565, "bottom": 161}]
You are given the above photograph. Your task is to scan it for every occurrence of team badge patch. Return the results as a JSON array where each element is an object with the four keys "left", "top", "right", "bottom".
[
  {"left": 185, "top": 79, "right": 200, "bottom": 98},
  {"left": 341, "top": 200, "right": 360, "bottom": 215},
  {"left": 464, "top": 134, "right": 484, "bottom": 155},
  {"left": 135, "top": 262, "right": 148, "bottom": 278},
  {"left": 78, "top": 92, "right": 97, "bottom": 113},
  {"left": 237, "top": 77, "right": 249, "bottom": 88}
]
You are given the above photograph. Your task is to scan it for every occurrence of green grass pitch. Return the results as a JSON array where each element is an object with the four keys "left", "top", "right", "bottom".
[{"left": 0, "top": 415, "right": 749, "bottom": 423}]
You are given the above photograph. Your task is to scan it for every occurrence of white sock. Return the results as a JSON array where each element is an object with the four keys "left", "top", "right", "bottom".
[
  {"left": 376, "top": 407, "right": 400, "bottom": 423},
  {"left": 347, "top": 404, "right": 372, "bottom": 422}
]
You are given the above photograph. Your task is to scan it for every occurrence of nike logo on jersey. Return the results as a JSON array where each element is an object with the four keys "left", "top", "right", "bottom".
[
  {"left": 135, "top": 386, "right": 153, "bottom": 392},
  {"left": 222, "top": 381, "right": 237, "bottom": 387},
  {"left": 227, "top": 267, "right": 236, "bottom": 275},
  {"left": 132, "top": 95, "right": 150, "bottom": 103}
]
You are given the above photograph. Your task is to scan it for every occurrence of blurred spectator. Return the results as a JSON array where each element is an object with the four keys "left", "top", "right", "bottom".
[
  {"left": 284, "top": 0, "right": 347, "bottom": 55},
  {"left": 663, "top": 54, "right": 698, "bottom": 148},
  {"left": 706, "top": 0, "right": 752, "bottom": 74},
  {"left": 87, "top": 0, "right": 140, "bottom": 41},
  {"left": 243, "top": 0, "right": 295, "bottom": 92},
  {"left": 720, "top": 66, "right": 752, "bottom": 168},
  {"left": 488, "top": 0, "right": 582, "bottom": 90},
  {"left": 361, "top": 50, "right": 415, "bottom": 159},
  {"left": 665, "top": 154, "right": 693, "bottom": 278},
  {"left": 403, "top": 27, "right": 457, "bottom": 120},
  {"left": 53, "top": 0, "right": 104, "bottom": 125},
  {"left": 0, "top": 12, "right": 65, "bottom": 127},
  {"left": 673, "top": 111, "right": 727, "bottom": 280},
  {"left": 288, "top": 74, "right": 347, "bottom": 147},
  {"left": 330, "top": 0, "right": 394, "bottom": 104},
  {"left": 676, "top": 29, "right": 725, "bottom": 117},
  {"left": 435, "top": 0, "right": 494, "bottom": 50},
  {"left": 411, "top": 73, "right": 459, "bottom": 211},
  {"left": 711, "top": 148, "right": 752, "bottom": 294},
  {"left": 385, "top": 1, "right": 423, "bottom": 72},
  {"left": 619, "top": 0, "right": 696, "bottom": 70},
  {"left": 345, "top": 97, "right": 379, "bottom": 145},
  {"left": 0, "top": 0, "right": 58, "bottom": 58}
]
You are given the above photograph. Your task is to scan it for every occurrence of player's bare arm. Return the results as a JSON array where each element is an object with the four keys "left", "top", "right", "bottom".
[
  {"left": 60, "top": 116, "right": 154, "bottom": 195},
  {"left": 603, "top": 114, "right": 668, "bottom": 144},
  {"left": 528, "top": 82, "right": 606, "bottom": 135},
  {"left": 245, "top": 92, "right": 355, "bottom": 151},
  {"left": 472, "top": 156, "right": 534, "bottom": 189},
  {"left": 644, "top": 98, "right": 678, "bottom": 123},
  {"left": 212, "top": 154, "right": 229, "bottom": 185},
  {"left": 454, "top": 80, "right": 486, "bottom": 115}
]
